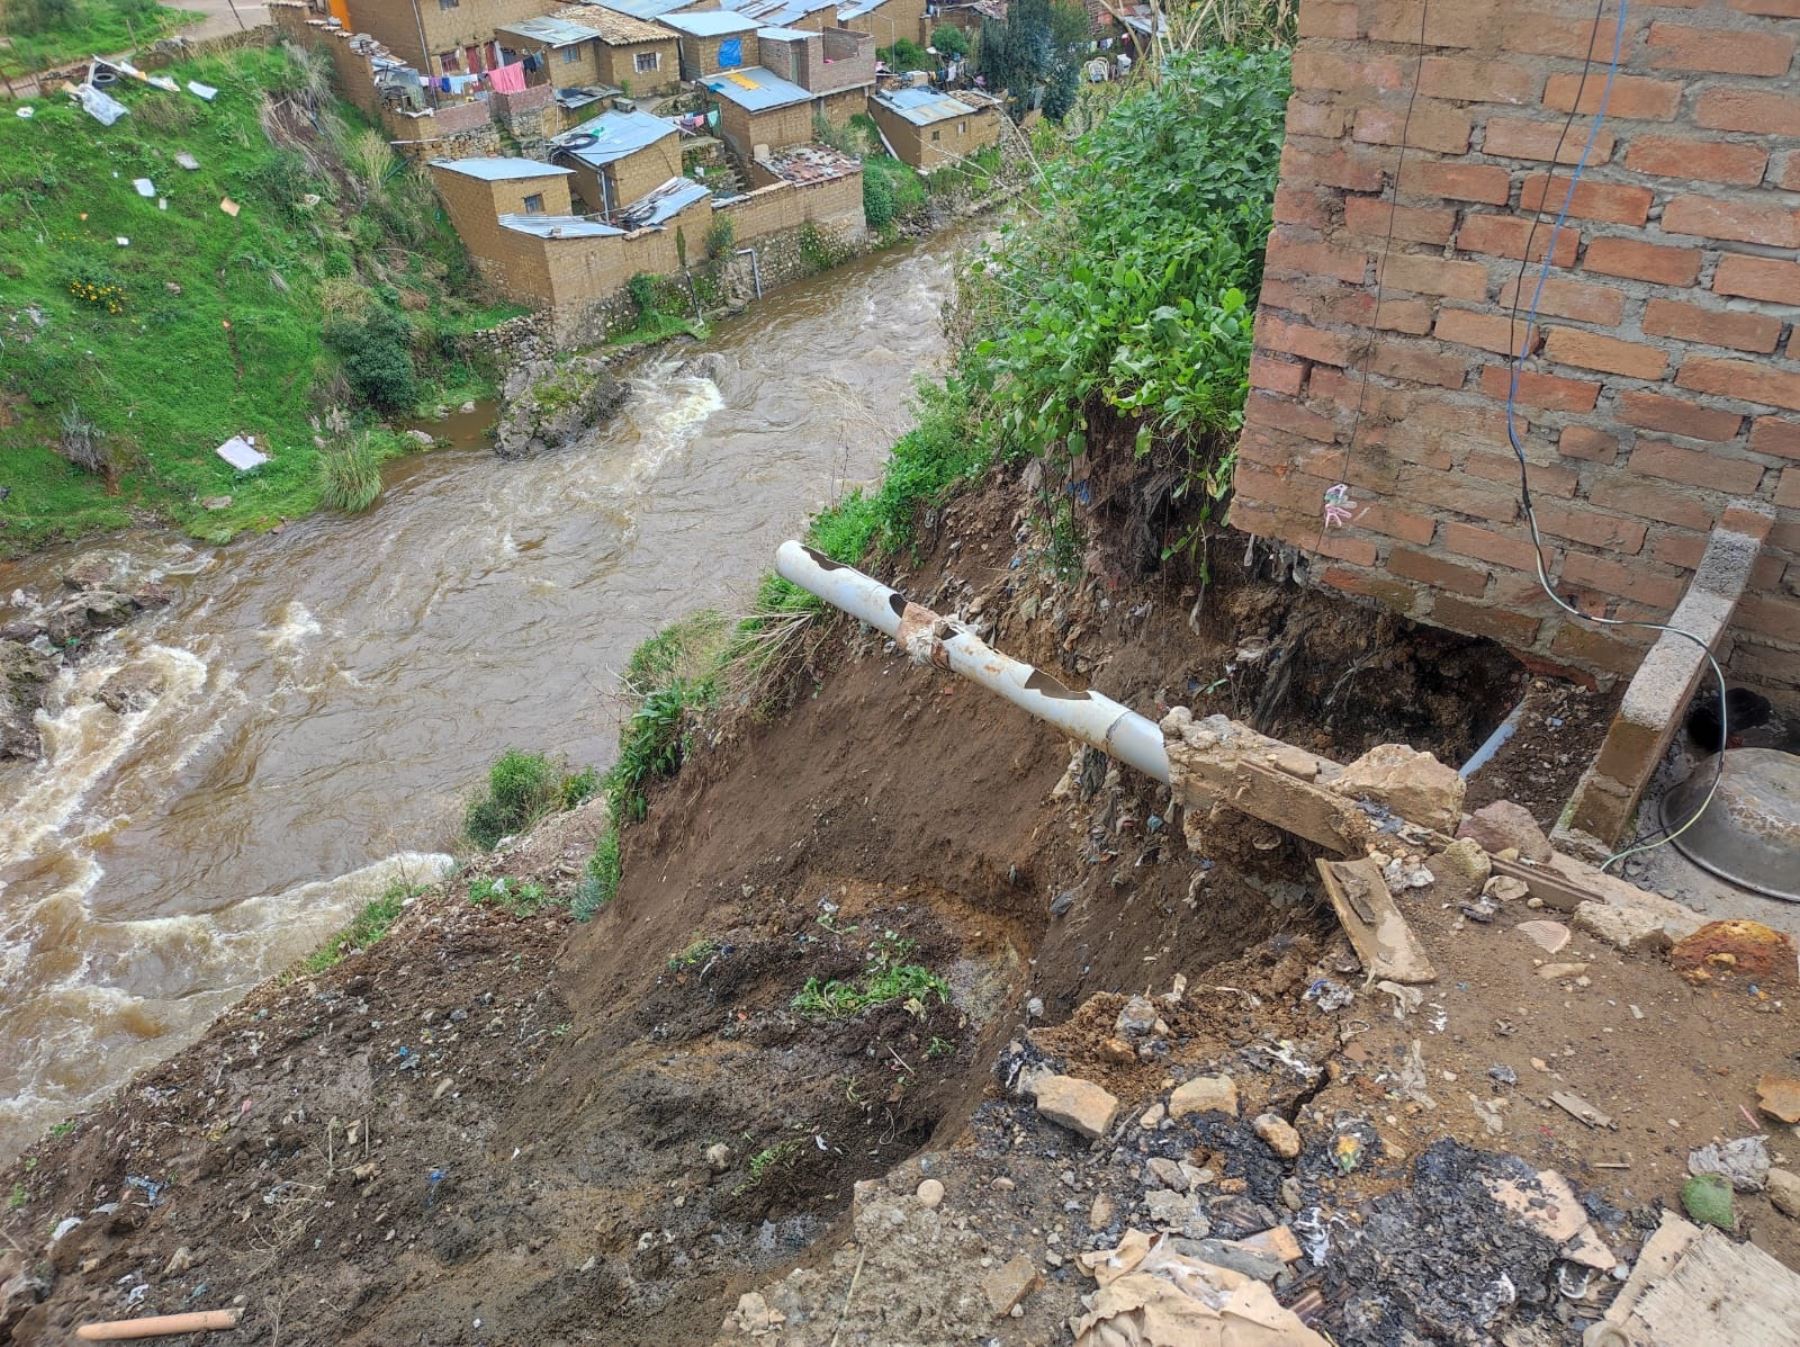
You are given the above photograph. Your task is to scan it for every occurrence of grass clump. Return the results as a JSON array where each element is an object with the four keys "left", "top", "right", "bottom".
[
  {"left": 464, "top": 749, "right": 595, "bottom": 850},
  {"left": 301, "top": 880, "right": 414, "bottom": 973},
  {"left": 468, "top": 875, "right": 551, "bottom": 915},
  {"left": 741, "top": 1136, "right": 806, "bottom": 1190},
  {"left": 318, "top": 428, "right": 385, "bottom": 512},
  {"left": 668, "top": 935, "right": 720, "bottom": 970},
  {"left": 571, "top": 825, "right": 619, "bottom": 921},
  {"left": 792, "top": 930, "right": 950, "bottom": 1018}
]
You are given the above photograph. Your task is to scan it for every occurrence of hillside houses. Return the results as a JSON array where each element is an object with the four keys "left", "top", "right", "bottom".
[{"left": 867, "top": 86, "right": 999, "bottom": 171}]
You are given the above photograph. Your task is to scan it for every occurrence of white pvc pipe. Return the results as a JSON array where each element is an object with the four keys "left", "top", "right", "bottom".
[{"left": 775, "top": 541, "right": 1171, "bottom": 784}]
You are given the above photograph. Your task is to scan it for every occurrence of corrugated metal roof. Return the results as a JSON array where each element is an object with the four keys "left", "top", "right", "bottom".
[
  {"left": 720, "top": 0, "right": 837, "bottom": 26},
  {"left": 702, "top": 63, "right": 811, "bottom": 110},
  {"left": 836, "top": 0, "right": 884, "bottom": 18},
  {"left": 872, "top": 86, "right": 980, "bottom": 126},
  {"left": 592, "top": 0, "right": 708, "bottom": 20},
  {"left": 557, "top": 2, "right": 672, "bottom": 43},
  {"left": 617, "top": 175, "right": 711, "bottom": 227},
  {"left": 658, "top": 9, "right": 758, "bottom": 34},
  {"left": 497, "top": 13, "right": 601, "bottom": 45},
  {"left": 552, "top": 108, "right": 679, "bottom": 164},
  {"left": 431, "top": 156, "right": 573, "bottom": 181},
  {"left": 756, "top": 23, "right": 814, "bottom": 39},
  {"left": 500, "top": 213, "right": 624, "bottom": 238}
]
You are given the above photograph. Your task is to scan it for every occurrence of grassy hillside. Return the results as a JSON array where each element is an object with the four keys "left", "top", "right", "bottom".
[
  {"left": 0, "top": 0, "right": 199, "bottom": 76},
  {"left": 0, "top": 43, "right": 519, "bottom": 555}
]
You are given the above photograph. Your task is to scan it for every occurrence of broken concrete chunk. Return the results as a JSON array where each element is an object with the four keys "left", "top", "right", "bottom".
[
  {"left": 981, "top": 1253, "right": 1041, "bottom": 1317},
  {"left": 1264, "top": 744, "right": 1320, "bottom": 781},
  {"left": 1144, "top": 1158, "right": 1188, "bottom": 1191},
  {"left": 1573, "top": 897, "right": 1683, "bottom": 952},
  {"left": 1115, "top": 995, "right": 1158, "bottom": 1039},
  {"left": 1332, "top": 743, "right": 1465, "bottom": 833},
  {"left": 1142, "top": 1189, "right": 1210, "bottom": 1239},
  {"left": 1033, "top": 1074, "right": 1121, "bottom": 1140},
  {"left": 1482, "top": 874, "right": 1530, "bottom": 903},
  {"left": 1427, "top": 838, "right": 1491, "bottom": 904},
  {"left": 1168, "top": 1073, "right": 1238, "bottom": 1120},
  {"left": 1536, "top": 961, "right": 1589, "bottom": 980},
  {"left": 1457, "top": 800, "right": 1553, "bottom": 862},
  {"left": 1768, "top": 1167, "right": 1800, "bottom": 1220},
  {"left": 1515, "top": 920, "right": 1571, "bottom": 954},
  {"left": 1756, "top": 1072, "right": 1800, "bottom": 1125},
  {"left": 1485, "top": 1169, "right": 1614, "bottom": 1269},
  {"left": 1253, "top": 1114, "right": 1301, "bottom": 1159},
  {"left": 1689, "top": 1136, "right": 1769, "bottom": 1193}
]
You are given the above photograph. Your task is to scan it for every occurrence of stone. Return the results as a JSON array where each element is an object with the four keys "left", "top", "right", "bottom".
[
  {"left": 1756, "top": 1073, "right": 1800, "bottom": 1125},
  {"left": 163, "top": 1245, "right": 196, "bottom": 1276},
  {"left": 1457, "top": 800, "right": 1553, "bottom": 862},
  {"left": 1144, "top": 1158, "right": 1188, "bottom": 1191},
  {"left": 97, "top": 664, "right": 167, "bottom": 714},
  {"left": 915, "top": 1178, "right": 944, "bottom": 1208},
  {"left": 62, "top": 554, "right": 117, "bottom": 590},
  {"left": 981, "top": 1253, "right": 1040, "bottom": 1317},
  {"left": 404, "top": 428, "right": 434, "bottom": 447},
  {"left": 1768, "top": 1168, "right": 1800, "bottom": 1220},
  {"left": 1573, "top": 899, "right": 1678, "bottom": 952},
  {"left": 43, "top": 590, "right": 136, "bottom": 646},
  {"left": 199, "top": 495, "right": 233, "bottom": 511},
  {"left": 1537, "top": 962, "right": 1589, "bottom": 980},
  {"left": 1671, "top": 920, "right": 1798, "bottom": 987},
  {"left": 0, "top": 640, "right": 58, "bottom": 761},
  {"left": 1089, "top": 1194, "right": 1115, "bottom": 1228},
  {"left": 1099, "top": 1036, "right": 1137, "bottom": 1065},
  {"left": 1143, "top": 1189, "right": 1209, "bottom": 1238},
  {"left": 1138, "top": 1103, "right": 1165, "bottom": 1129},
  {"left": 459, "top": 400, "right": 476, "bottom": 414},
  {"left": 1516, "top": 920, "right": 1571, "bottom": 954},
  {"left": 1333, "top": 743, "right": 1465, "bottom": 832},
  {"left": 1169, "top": 1074, "right": 1238, "bottom": 1119},
  {"left": 1427, "top": 839, "right": 1491, "bottom": 904},
  {"left": 1253, "top": 1114, "right": 1301, "bottom": 1159},
  {"left": 1033, "top": 1074, "right": 1121, "bottom": 1140},
  {"left": 1115, "top": 994, "right": 1158, "bottom": 1038},
  {"left": 1483, "top": 875, "right": 1530, "bottom": 903},
  {"left": 705, "top": 1143, "right": 733, "bottom": 1172}
]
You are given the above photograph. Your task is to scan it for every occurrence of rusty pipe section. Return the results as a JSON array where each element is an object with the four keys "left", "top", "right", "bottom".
[{"left": 775, "top": 541, "right": 1171, "bottom": 784}]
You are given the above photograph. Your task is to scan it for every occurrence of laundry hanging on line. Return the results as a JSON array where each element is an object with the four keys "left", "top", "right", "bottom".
[{"left": 486, "top": 62, "right": 527, "bottom": 94}]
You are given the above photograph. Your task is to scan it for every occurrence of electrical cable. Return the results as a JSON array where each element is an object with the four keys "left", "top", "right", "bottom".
[{"left": 1501, "top": 0, "right": 1728, "bottom": 872}]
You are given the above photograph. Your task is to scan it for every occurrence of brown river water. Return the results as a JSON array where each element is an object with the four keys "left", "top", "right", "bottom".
[{"left": 0, "top": 230, "right": 964, "bottom": 1160}]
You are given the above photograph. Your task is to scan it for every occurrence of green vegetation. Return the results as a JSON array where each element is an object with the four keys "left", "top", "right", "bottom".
[
  {"left": 0, "top": 0, "right": 198, "bottom": 73},
  {"left": 0, "top": 44, "right": 518, "bottom": 556},
  {"left": 6, "top": 1181, "right": 25, "bottom": 1211},
  {"left": 792, "top": 930, "right": 949, "bottom": 1018},
  {"left": 975, "top": 0, "right": 1091, "bottom": 121},
  {"left": 572, "top": 825, "right": 618, "bottom": 920},
  {"left": 318, "top": 427, "right": 390, "bottom": 513},
  {"left": 468, "top": 875, "right": 551, "bottom": 915},
  {"left": 741, "top": 1136, "right": 805, "bottom": 1189},
  {"left": 930, "top": 24, "right": 970, "bottom": 58},
  {"left": 704, "top": 214, "right": 735, "bottom": 261},
  {"left": 464, "top": 749, "right": 596, "bottom": 850},
  {"left": 48, "top": 1120, "right": 75, "bottom": 1139},
  {"left": 668, "top": 935, "right": 719, "bottom": 970},
  {"left": 301, "top": 880, "right": 415, "bottom": 974},
  {"left": 878, "top": 37, "right": 930, "bottom": 71}
]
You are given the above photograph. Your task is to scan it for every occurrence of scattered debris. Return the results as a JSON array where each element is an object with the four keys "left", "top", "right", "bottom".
[
  {"left": 1457, "top": 800, "right": 1552, "bottom": 862},
  {"left": 1073, "top": 1230, "right": 1327, "bottom": 1347},
  {"left": 1483, "top": 1169, "right": 1613, "bottom": 1269},
  {"left": 1168, "top": 1074, "right": 1238, "bottom": 1120},
  {"left": 981, "top": 1253, "right": 1040, "bottom": 1318},
  {"left": 1333, "top": 743, "right": 1465, "bottom": 833},
  {"left": 175, "top": 151, "right": 200, "bottom": 170},
  {"left": 1603, "top": 1213, "right": 1800, "bottom": 1341},
  {"left": 132, "top": 178, "right": 155, "bottom": 198},
  {"left": 1681, "top": 1174, "right": 1735, "bottom": 1230},
  {"left": 215, "top": 436, "right": 268, "bottom": 471},
  {"left": 1253, "top": 1114, "right": 1301, "bottom": 1160},
  {"left": 1315, "top": 858, "right": 1436, "bottom": 984},
  {"left": 1669, "top": 920, "right": 1797, "bottom": 987},
  {"left": 1515, "top": 920, "right": 1571, "bottom": 954},
  {"left": 1688, "top": 1136, "right": 1769, "bottom": 1193},
  {"left": 219, "top": 197, "right": 240, "bottom": 218},
  {"left": 1757, "top": 1073, "right": 1800, "bottom": 1125},
  {"left": 1549, "top": 1091, "right": 1613, "bottom": 1129}
]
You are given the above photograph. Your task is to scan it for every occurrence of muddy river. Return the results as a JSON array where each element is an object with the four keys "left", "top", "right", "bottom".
[{"left": 0, "top": 230, "right": 965, "bottom": 1160}]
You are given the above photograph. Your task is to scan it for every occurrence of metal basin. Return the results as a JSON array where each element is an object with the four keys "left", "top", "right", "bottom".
[{"left": 1661, "top": 748, "right": 1800, "bottom": 903}]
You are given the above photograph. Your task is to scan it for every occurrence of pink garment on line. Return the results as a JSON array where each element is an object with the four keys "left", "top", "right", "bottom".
[{"left": 487, "top": 62, "right": 527, "bottom": 94}]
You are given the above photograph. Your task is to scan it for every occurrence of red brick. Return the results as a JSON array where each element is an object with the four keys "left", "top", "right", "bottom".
[
  {"left": 1713, "top": 253, "right": 1800, "bottom": 305},
  {"left": 1466, "top": 450, "right": 1580, "bottom": 497},
  {"left": 1444, "top": 520, "right": 1549, "bottom": 571},
  {"left": 1777, "top": 152, "right": 1800, "bottom": 192},
  {"left": 1342, "top": 195, "right": 1458, "bottom": 245},
  {"left": 1417, "top": 56, "right": 1542, "bottom": 105},
  {"left": 1545, "top": 73, "right": 1684, "bottom": 121},
  {"left": 1364, "top": 1, "right": 1500, "bottom": 47},
  {"left": 1589, "top": 473, "right": 1718, "bottom": 530},
  {"left": 1248, "top": 354, "right": 1306, "bottom": 396},
  {"left": 1646, "top": 21, "right": 1796, "bottom": 76},
  {"left": 1718, "top": 504, "right": 1776, "bottom": 542},
  {"left": 1750, "top": 418, "right": 1800, "bottom": 460},
  {"left": 1390, "top": 547, "right": 1489, "bottom": 595},
  {"left": 1482, "top": 117, "right": 1614, "bottom": 164},
  {"left": 1244, "top": 390, "right": 1341, "bottom": 443},
  {"left": 1368, "top": 341, "right": 1471, "bottom": 389},
  {"left": 1296, "top": 0, "right": 1359, "bottom": 37},
  {"left": 1630, "top": 440, "right": 1768, "bottom": 494},
  {"left": 1662, "top": 194, "right": 1800, "bottom": 248},
  {"left": 1257, "top": 314, "right": 1357, "bottom": 369},
  {"left": 1274, "top": 186, "right": 1330, "bottom": 229},
  {"left": 1677, "top": 355, "right": 1800, "bottom": 412},
  {"left": 1457, "top": 214, "right": 1578, "bottom": 265},
  {"left": 1398, "top": 462, "right": 1523, "bottom": 519},
  {"left": 1695, "top": 86, "right": 1800, "bottom": 136},
  {"left": 1532, "top": 501, "right": 1648, "bottom": 552},
  {"left": 1399, "top": 159, "right": 1512, "bottom": 204},
  {"left": 1560, "top": 553, "right": 1686, "bottom": 609},
  {"left": 1291, "top": 50, "right": 1410, "bottom": 95},
  {"left": 1235, "top": 464, "right": 1343, "bottom": 515},
  {"left": 1582, "top": 236, "right": 1701, "bottom": 286},
  {"left": 1320, "top": 566, "right": 1422, "bottom": 611},
  {"left": 1283, "top": 142, "right": 1387, "bottom": 193},
  {"left": 1372, "top": 297, "right": 1435, "bottom": 335},
  {"left": 1651, "top": 529, "right": 1711, "bottom": 570},
  {"left": 1543, "top": 328, "right": 1670, "bottom": 380},
  {"left": 1778, "top": 466, "right": 1800, "bottom": 509},
  {"left": 1286, "top": 100, "right": 1349, "bottom": 140},
  {"left": 1736, "top": 592, "right": 1800, "bottom": 640},
  {"left": 1480, "top": 364, "right": 1601, "bottom": 411},
  {"left": 1379, "top": 251, "right": 1491, "bottom": 300},
  {"left": 1353, "top": 500, "right": 1438, "bottom": 544},
  {"left": 1431, "top": 594, "right": 1542, "bottom": 648},
  {"left": 1558, "top": 426, "right": 1620, "bottom": 463},
  {"left": 1642, "top": 299, "right": 1783, "bottom": 354},
  {"left": 1494, "top": 274, "right": 1626, "bottom": 326},
  {"left": 1615, "top": 390, "right": 1744, "bottom": 442},
  {"left": 1435, "top": 308, "right": 1535, "bottom": 357},
  {"left": 1353, "top": 101, "right": 1473, "bottom": 155},
  {"left": 1504, "top": 11, "right": 1628, "bottom": 60},
  {"left": 1551, "top": 623, "right": 1652, "bottom": 676},
  {"left": 1729, "top": 0, "right": 1800, "bottom": 15},
  {"left": 1624, "top": 136, "right": 1769, "bottom": 186},
  {"left": 1265, "top": 232, "right": 1370, "bottom": 286},
  {"left": 1519, "top": 173, "right": 1653, "bottom": 227}
]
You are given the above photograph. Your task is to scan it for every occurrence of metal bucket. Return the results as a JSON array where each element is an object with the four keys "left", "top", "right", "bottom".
[{"left": 1661, "top": 747, "right": 1800, "bottom": 903}]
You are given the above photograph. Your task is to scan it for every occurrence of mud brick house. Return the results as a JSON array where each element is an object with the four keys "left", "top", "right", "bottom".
[
  {"left": 836, "top": 0, "right": 927, "bottom": 53},
  {"left": 593, "top": 0, "right": 716, "bottom": 18},
  {"left": 497, "top": 7, "right": 679, "bottom": 94},
  {"left": 757, "top": 24, "right": 875, "bottom": 97},
  {"left": 868, "top": 86, "right": 1000, "bottom": 170},
  {"left": 340, "top": 0, "right": 545, "bottom": 75},
  {"left": 718, "top": 0, "right": 842, "bottom": 35},
  {"left": 658, "top": 8, "right": 762, "bottom": 76},
  {"left": 550, "top": 106, "right": 683, "bottom": 215},
  {"left": 1232, "top": 0, "right": 1800, "bottom": 729}
]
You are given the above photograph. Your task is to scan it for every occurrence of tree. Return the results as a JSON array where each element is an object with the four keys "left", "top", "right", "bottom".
[
  {"left": 931, "top": 24, "right": 969, "bottom": 59},
  {"left": 975, "top": 0, "right": 1090, "bottom": 120}
]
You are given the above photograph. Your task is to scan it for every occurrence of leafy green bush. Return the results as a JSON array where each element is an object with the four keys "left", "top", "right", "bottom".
[
  {"left": 627, "top": 271, "right": 659, "bottom": 315},
  {"left": 325, "top": 305, "right": 418, "bottom": 413},
  {"left": 931, "top": 23, "right": 969, "bottom": 57},
  {"left": 464, "top": 749, "right": 593, "bottom": 850},
  {"left": 468, "top": 875, "right": 551, "bottom": 915},
  {"left": 880, "top": 37, "right": 930, "bottom": 69},
  {"left": 319, "top": 430, "right": 383, "bottom": 512},
  {"left": 704, "top": 214, "right": 735, "bottom": 261},
  {"left": 863, "top": 167, "right": 896, "bottom": 230}
]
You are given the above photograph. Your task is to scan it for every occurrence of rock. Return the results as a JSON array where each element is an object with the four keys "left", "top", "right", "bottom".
[
  {"left": 1115, "top": 995, "right": 1157, "bottom": 1038},
  {"left": 1483, "top": 875, "right": 1530, "bottom": 903},
  {"left": 1768, "top": 1168, "right": 1800, "bottom": 1220},
  {"left": 1537, "top": 962, "right": 1589, "bottom": 980},
  {"left": 404, "top": 428, "right": 434, "bottom": 447},
  {"left": 97, "top": 664, "right": 166, "bottom": 714},
  {"left": 1516, "top": 920, "right": 1571, "bottom": 954},
  {"left": 915, "top": 1178, "right": 944, "bottom": 1208},
  {"left": 43, "top": 590, "right": 137, "bottom": 646},
  {"left": 0, "top": 1250, "right": 48, "bottom": 1340},
  {"left": 1025, "top": 997, "right": 1044, "bottom": 1020},
  {"left": 1048, "top": 890, "right": 1075, "bottom": 917},
  {"left": 1, "top": 639, "right": 58, "bottom": 761},
  {"left": 130, "top": 580, "right": 173, "bottom": 609},
  {"left": 1143, "top": 1189, "right": 1209, "bottom": 1238},
  {"left": 1756, "top": 1073, "right": 1800, "bottom": 1125},
  {"left": 1032, "top": 1074, "right": 1120, "bottom": 1140},
  {"left": 1689, "top": 1136, "right": 1769, "bottom": 1193},
  {"left": 1333, "top": 743, "right": 1465, "bottom": 832},
  {"left": 1457, "top": 800, "right": 1553, "bottom": 863},
  {"left": 1099, "top": 1037, "right": 1136, "bottom": 1065},
  {"left": 1670, "top": 920, "right": 1798, "bottom": 987},
  {"left": 1572, "top": 893, "right": 1700, "bottom": 952},
  {"left": 1427, "top": 839, "right": 1491, "bottom": 904},
  {"left": 1681, "top": 1173, "right": 1735, "bottom": 1231},
  {"left": 981, "top": 1253, "right": 1040, "bottom": 1317},
  {"left": 200, "top": 495, "right": 233, "bottom": 511},
  {"left": 1169, "top": 1074, "right": 1238, "bottom": 1119},
  {"left": 1089, "top": 1194, "right": 1115, "bottom": 1228},
  {"left": 1145, "top": 1158, "right": 1188, "bottom": 1191},
  {"left": 1252, "top": 1114, "right": 1301, "bottom": 1160},
  {"left": 705, "top": 1143, "right": 733, "bottom": 1172},
  {"left": 494, "top": 355, "right": 627, "bottom": 459},
  {"left": 62, "top": 554, "right": 118, "bottom": 590},
  {"left": 459, "top": 400, "right": 476, "bottom": 414},
  {"left": 1139, "top": 1103, "right": 1165, "bottom": 1129},
  {"left": 163, "top": 1245, "right": 196, "bottom": 1276}
]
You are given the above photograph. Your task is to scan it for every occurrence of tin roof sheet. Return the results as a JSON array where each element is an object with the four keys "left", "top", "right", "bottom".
[
  {"left": 497, "top": 13, "right": 601, "bottom": 45},
  {"left": 500, "top": 213, "right": 624, "bottom": 237},
  {"left": 872, "top": 86, "right": 982, "bottom": 125},
  {"left": 658, "top": 9, "right": 759, "bottom": 33},
  {"left": 701, "top": 63, "right": 811, "bottom": 111},
  {"left": 552, "top": 108, "right": 679, "bottom": 164},
  {"left": 429, "top": 156, "right": 573, "bottom": 181}
]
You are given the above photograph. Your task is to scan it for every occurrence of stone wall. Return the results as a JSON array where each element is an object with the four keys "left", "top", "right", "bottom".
[{"left": 1233, "top": 0, "right": 1799, "bottom": 699}]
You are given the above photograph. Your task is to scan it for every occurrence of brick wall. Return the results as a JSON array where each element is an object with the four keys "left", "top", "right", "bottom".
[
  {"left": 716, "top": 98, "right": 815, "bottom": 161},
  {"left": 870, "top": 99, "right": 999, "bottom": 170},
  {"left": 837, "top": 0, "right": 927, "bottom": 50},
  {"left": 718, "top": 167, "right": 864, "bottom": 242},
  {"left": 1235, "top": 0, "right": 1799, "bottom": 700},
  {"left": 596, "top": 36, "right": 679, "bottom": 92}
]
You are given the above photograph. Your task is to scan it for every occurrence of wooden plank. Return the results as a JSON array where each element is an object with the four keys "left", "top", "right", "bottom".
[
  {"left": 1314, "top": 857, "right": 1437, "bottom": 984},
  {"left": 1627, "top": 1223, "right": 1800, "bottom": 1344}
]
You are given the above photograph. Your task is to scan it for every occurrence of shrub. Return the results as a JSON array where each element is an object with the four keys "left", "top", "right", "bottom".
[
  {"left": 627, "top": 272, "right": 658, "bottom": 316},
  {"left": 319, "top": 430, "right": 382, "bottom": 512},
  {"left": 880, "top": 37, "right": 930, "bottom": 70},
  {"left": 931, "top": 23, "right": 969, "bottom": 57},
  {"left": 572, "top": 825, "right": 619, "bottom": 919},
  {"left": 56, "top": 405, "right": 107, "bottom": 475},
  {"left": 464, "top": 749, "right": 593, "bottom": 850},
  {"left": 863, "top": 167, "right": 896, "bottom": 230},
  {"left": 326, "top": 305, "right": 418, "bottom": 413},
  {"left": 704, "top": 214, "right": 735, "bottom": 261},
  {"left": 302, "top": 881, "right": 414, "bottom": 973}
]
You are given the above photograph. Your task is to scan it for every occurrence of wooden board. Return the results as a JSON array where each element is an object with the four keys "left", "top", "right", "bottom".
[{"left": 1314, "top": 857, "right": 1436, "bottom": 984}]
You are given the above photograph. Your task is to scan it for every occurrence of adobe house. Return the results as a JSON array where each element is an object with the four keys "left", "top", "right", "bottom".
[
  {"left": 590, "top": 0, "right": 718, "bottom": 19},
  {"left": 341, "top": 0, "right": 546, "bottom": 76},
  {"left": 658, "top": 9, "right": 761, "bottom": 77},
  {"left": 550, "top": 107, "right": 683, "bottom": 216},
  {"left": 495, "top": 11, "right": 609, "bottom": 85},
  {"left": 756, "top": 24, "right": 874, "bottom": 99},
  {"left": 562, "top": 3, "right": 680, "bottom": 93},
  {"left": 717, "top": 0, "right": 841, "bottom": 36},
  {"left": 867, "top": 86, "right": 1000, "bottom": 171},
  {"left": 428, "top": 156, "right": 583, "bottom": 290},
  {"left": 836, "top": 0, "right": 926, "bottom": 54},
  {"left": 700, "top": 64, "right": 815, "bottom": 161}
]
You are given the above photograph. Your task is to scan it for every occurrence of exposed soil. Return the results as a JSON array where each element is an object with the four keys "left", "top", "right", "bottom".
[
  {"left": 1464, "top": 677, "right": 1624, "bottom": 825},
  {"left": 3, "top": 468, "right": 1793, "bottom": 1346}
]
